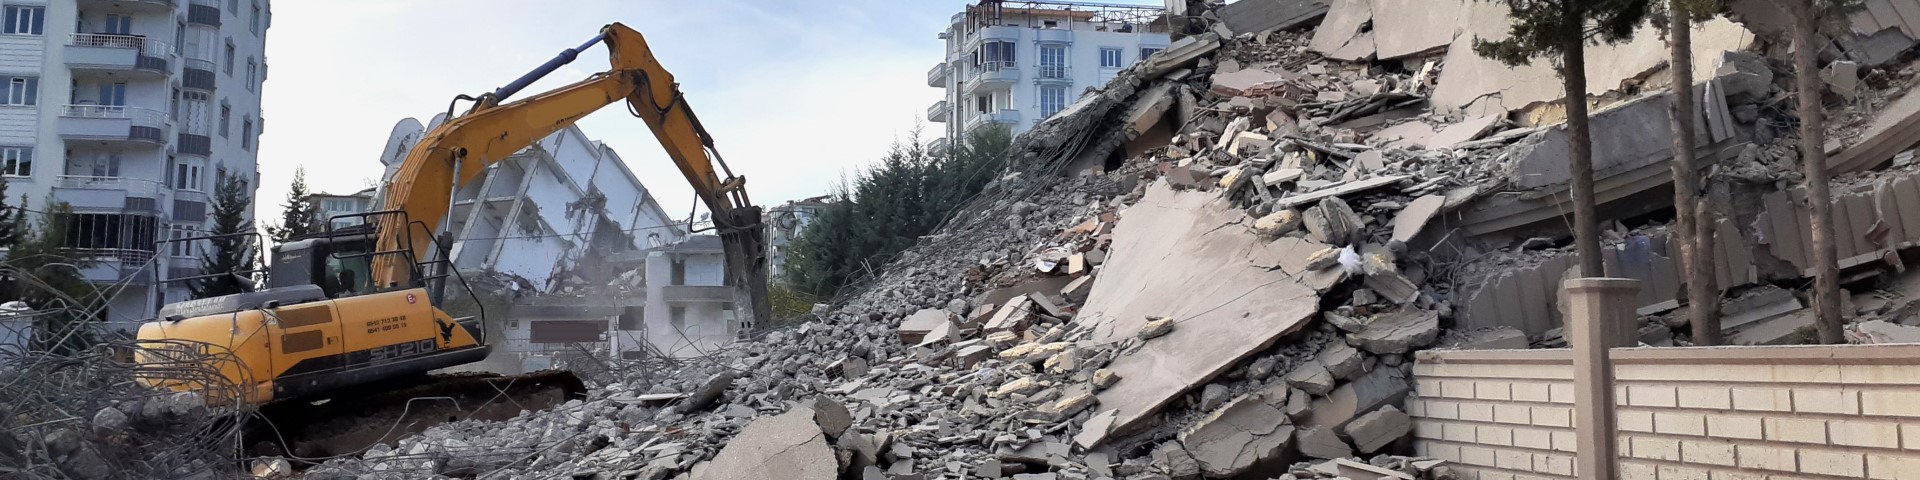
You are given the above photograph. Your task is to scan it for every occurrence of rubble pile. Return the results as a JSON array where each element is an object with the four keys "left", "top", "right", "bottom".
[{"left": 299, "top": 1, "right": 1920, "bottom": 479}]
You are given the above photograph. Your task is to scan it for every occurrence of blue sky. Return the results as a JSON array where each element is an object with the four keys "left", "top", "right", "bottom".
[{"left": 260, "top": 0, "right": 1160, "bottom": 223}]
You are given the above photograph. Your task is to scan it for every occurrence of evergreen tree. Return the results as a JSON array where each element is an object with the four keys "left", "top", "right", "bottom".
[
  {"left": 267, "top": 166, "right": 318, "bottom": 244},
  {"left": 191, "top": 171, "right": 257, "bottom": 299},
  {"left": 0, "top": 175, "right": 15, "bottom": 249},
  {"left": 1474, "top": 0, "right": 1653, "bottom": 277},
  {"left": 1662, "top": 0, "right": 1722, "bottom": 344},
  {"left": 785, "top": 126, "right": 1013, "bottom": 297}
]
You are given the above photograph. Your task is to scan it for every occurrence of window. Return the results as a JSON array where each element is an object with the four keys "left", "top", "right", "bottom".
[
  {"left": 1100, "top": 48, "right": 1122, "bottom": 68},
  {"left": 670, "top": 258, "right": 686, "bottom": 285},
  {"left": 669, "top": 306, "right": 687, "bottom": 331},
  {"left": 974, "top": 94, "right": 990, "bottom": 114},
  {"left": 240, "top": 117, "right": 252, "bottom": 151},
  {"left": 977, "top": 41, "right": 1016, "bottom": 68},
  {"left": 89, "top": 153, "right": 120, "bottom": 178},
  {"left": 0, "top": 146, "right": 30, "bottom": 176},
  {"left": 3, "top": 5, "right": 43, "bottom": 35},
  {"left": 174, "top": 21, "right": 185, "bottom": 55},
  {"left": 223, "top": 40, "right": 234, "bottom": 75},
  {"left": 245, "top": 58, "right": 256, "bottom": 91},
  {"left": 1140, "top": 47, "right": 1163, "bottom": 60},
  {"left": 218, "top": 103, "right": 230, "bottom": 137},
  {"left": 101, "top": 14, "right": 131, "bottom": 35},
  {"left": 173, "top": 161, "right": 202, "bottom": 191},
  {"left": 1039, "top": 85, "right": 1067, "bottom": 118},
  {"left": 1039, "top": 45, "right": 1067, "bottom": 79},
  {"left": 249, "top": 2, "right": 261, "bottom": 35},
  {"left": 3, "top": 76, "right": 35, "bottom": 106},
  {"left": 227, "top": 0, "right": 237, "bottom": 12},
  {"left": 97, "top": 82, "right": 126, "bottom": 107}
]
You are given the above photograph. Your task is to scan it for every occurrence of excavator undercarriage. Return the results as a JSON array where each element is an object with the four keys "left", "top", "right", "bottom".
[{"left": 245, "top": 370, "right": 585, "bottom": 464}]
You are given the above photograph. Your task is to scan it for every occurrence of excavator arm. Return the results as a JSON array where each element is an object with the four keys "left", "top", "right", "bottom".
[{"left": 371, "top": 22, "right": 769, "bottom": 326}]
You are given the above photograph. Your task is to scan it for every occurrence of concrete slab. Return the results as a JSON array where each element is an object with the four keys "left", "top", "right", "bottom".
[
  {"left": 898, "top": 309, "right": 951, "bottom": 345},
  {"left": 1220, "top": 0, "right": 1333, "bottom": 36},
  {"left": 1426, "top": 115, "right": 1503, "bottom": 149},
  {"left": 1375, "top": 122, "right": 1436, "bottom": 149},
  {"left": 1390, "top": 195, "right": 1446, "bottom": 243},
  {"left": 1369, "top": 0, "right": 1466, "bottom": 59},
  {"left": 693, "top": 407, "right": 836, "bottom": 480},
  {"left": 1309, "top": 0, "right": 1374, "bottom": 59},
  {"left": 1083, "top": 182, "right": 1322, "bottom": 436},
  {"left": 1432, "top": 7, "right": 1753, "bottom": 114},
  {"left": 1301, "top": 367, "right": 1411, "bottom": 429},
  {"left": 1176, "top": 384, "right": 1296, "bottom": 478},
  {"left": 1211, "top": 69, "right": 1283, "bottom": 97}
]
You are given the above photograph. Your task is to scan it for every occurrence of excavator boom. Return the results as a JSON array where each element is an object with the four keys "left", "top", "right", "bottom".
[{"left": 371, "top": 23, "right": 769, "bottom": 325}]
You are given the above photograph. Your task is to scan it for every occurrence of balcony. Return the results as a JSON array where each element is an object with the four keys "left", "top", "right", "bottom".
[
  {"left": 927, "top": 62, "right": 949, "bottom": 88},
  {"left": 59, "top": 105, "right": 169, "bottom": 147},
  {"left": 186, "top": 0, "right": 220, "bottom": 27},
  {"left": 965, "top": 61, "right": 1020, "bottom": 94},
  {"left": 53, "top": 176, "right": 168, "bottom": 211},
  {"left": 662, "top": 285, "right": 737, "bottom": 303},
  {"left": 1035, "top": 28, "right": 1074, "bottom": 44},
  {"left": 928, "top": 100, "right": 951, "bottom": 123},
  {"left": 1035, "top": 65, "right": 1072, "bottom": 85},
  {"left": 966, "top": 109, "right": 1022, "bottom": 132},
  {"left": 182, "top": 58, "right": 215, "bottom": 91},
  {"left": 973, "top": 25, "right": 1022, "bottom": 47},
  {"left": 67, "top": 34, "right": 174, "bottom": 78},
  {"left": 74, "top": 249, "right": 157, "bottom": 284}
]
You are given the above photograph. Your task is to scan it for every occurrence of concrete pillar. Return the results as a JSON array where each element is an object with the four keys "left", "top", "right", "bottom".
[{"left": 1564, "top": 277, "right": 1640, "bottom": 480}]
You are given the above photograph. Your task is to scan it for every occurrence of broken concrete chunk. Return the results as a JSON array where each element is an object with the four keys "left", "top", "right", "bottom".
[
  {"left": 1138, "top": 316, "right": 1175, "bottom": 340},
  {"left": 1285, "top": 387, "right": 1312, "bottom": 421},
  {"left": 1303, "top": 247, "right": 1343, "bottom": 271},
  {"left": 1060, "top": 276, "right": 1095, "bottom": 304},
  {"left": 993, "top": 377, "right": 1044, "bottom": 398},
  {"left": 1426, "top": 115, "right": 1503, "bottom": 149},
  {"left": 1325, "top": 311, "right": 1368, "bottom": 332},
  {"left": 680, "top": 372, "right": 735, "bottom": 413},
  {"left": 985, "top": 298, "right": 1033, "bottom": 333},
  {"left": 1349, "top": 309, "right": 1440, "bottom": 354},
  {"left": 1303, "top": 197, "right": 1362, "bottom": 246},
  {"left": 1449, "top": 327, "right": 1530, "bottom": 350},
  {"left": 897, "top": 309, "right": 951, "bottom": 345},
  {"left": 1294, "top": 427, "right": 1354, "bottom": 460},
  {"left": 1176, "top": 386, "right": 1295, "bottom": 478},
  {"left": 1389, "top": 195, "right": 1446, "bottom": 243},
  {"left": 1091, "top": 368, "right": 1120, "bottom": 389},
  {"left": 1283, "top": 359, "right": 1336, "bottom": 395},
  {"left": 693, "top": 408, "right": 835, "bottom": 480},
  {"left": 1302, "top": 367, "right": 1411, "bottom": 429},
  {"left": 1151, "top": 441, "right": 1202, "bottom": 480},
  {"left": 1850, "top": 320, "right": 1920, "bottom": 344},
  {"left": 1255, "top": 209, "right": 1304, "bottom": 238},
  {"left": 1343, "top": 405, "right": 1412, "bottom": 453},
  {"left": 1263, "top": 168, "right": 1304, "bottom": 186},
  {"left": 811, "top": 397, "right": 852, "bottom": 441},
  {"left": 1363, "top": 268, "right": 1420, "bottom": 305},
  {"left": 1823, "top": 60, "right": 1860, "bottom": 100},
  {"left": 1074, "top": 409, "right": 1119, "bottom": 449},
  {"left": 1316, "top": 341, "right": 1366, "bottom": 380}
]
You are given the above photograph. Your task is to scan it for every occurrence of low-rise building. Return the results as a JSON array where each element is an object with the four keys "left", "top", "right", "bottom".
[
  {"left": 765, "top": 195, "right": 833, "bottom": 281},
  {"left": 308, "top": 187, "right": 372, "bottom": 229}
]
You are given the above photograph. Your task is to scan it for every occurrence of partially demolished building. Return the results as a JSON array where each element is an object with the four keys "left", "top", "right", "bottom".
[{"left": 282, "top": 1, "right": 1920, "bottom": 479}]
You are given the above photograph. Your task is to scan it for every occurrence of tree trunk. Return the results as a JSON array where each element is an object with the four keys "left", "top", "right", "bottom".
[
  {"left": 1791, "top": 0, "right": 1847, "bottom": 343},
  {"left": 1563, "top": 9, "right": 1604, "bottom": 277},
  {"left": 1667, "top": 3, "right": 1722, "bottom": 345}
]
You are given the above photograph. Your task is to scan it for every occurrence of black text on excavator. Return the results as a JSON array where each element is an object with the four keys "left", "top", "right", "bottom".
[{"left": 134, "top": 22, "right": 769, "bottom": 458}]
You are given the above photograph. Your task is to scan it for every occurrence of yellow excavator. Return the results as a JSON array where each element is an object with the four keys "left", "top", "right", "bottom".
[{"left": 134, "top": 23, "right": 768, "bottom": 455}]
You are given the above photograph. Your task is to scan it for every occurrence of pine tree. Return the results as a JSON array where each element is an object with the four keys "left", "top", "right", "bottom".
[
  {"left": 7, "top": 202, "right": 101, "bottom": 354},
  {"left": 0, "top": 175, "right": 15, "bottom": 249},
  {"left": 1663, "top": 0, "right": 1722, "bottom": 344},
  {"left": 1770, "top": 0, "right": 1864, "bottom": 343},
  {"left": 267, "top": 166, "right": 318, "bottom": 244},
  {"left": 1474, "top": 0, "right": 1653, "bottom": 277},
  {"left": 191, "top": 171, "right": 258, "bottom": 299}
]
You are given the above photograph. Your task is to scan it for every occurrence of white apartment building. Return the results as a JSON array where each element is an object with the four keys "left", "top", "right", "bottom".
[
  {"left": 928, "top": 0, "right": 1169, "bottom": 142},
  {"left": 764, "top": 194, "right": 831, "bottom": 281},
  {"left": 376, "top": 119, "right": 687, "bottom": 291},
  {"left": 0, "top": 0, "right": 269, "bottom": 327},
  {"left": 308, "top": 187, "right": 371, "bottom": 230}
]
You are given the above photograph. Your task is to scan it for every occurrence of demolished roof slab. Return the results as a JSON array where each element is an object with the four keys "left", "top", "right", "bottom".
[
  {"left": 1081, "top": 181, "right": 1321, "bottom": 436},
  {"left": 1431, "top": 4, "right": 1754, "bottom": 115},
  {"left": 1369, "top": 0, "right": 1467, "bottom": 60}
]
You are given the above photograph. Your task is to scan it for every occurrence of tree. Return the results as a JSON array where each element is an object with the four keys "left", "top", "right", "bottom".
[
  {"left": 786, "top": 126, "right": 1013, "bottom": 297},
  {"left": 1663, "top": 0, "right": 1723, "bottom": 344},
  {"left": 192, "top": 171, "right": 258, "bottom": 299},
  {"left": 1771, "top": 0, "right": 1861, "bottom": 343},
  {"left": 267, "top": 166, "right": 318, "bottom": 244},
  {"left": 0, "top": 175, "right": 16, "bottom": 249},
  {"left": 1475, "top": 0, "right": 1653, "bottom": 277}
]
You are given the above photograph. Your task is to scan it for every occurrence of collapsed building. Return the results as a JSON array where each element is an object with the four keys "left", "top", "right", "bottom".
[{"left": 54, "top": 0, "right": 1920, "bottom": 479}]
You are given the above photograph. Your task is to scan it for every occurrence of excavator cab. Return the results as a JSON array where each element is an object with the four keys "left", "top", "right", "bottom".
[{"left": 268, "top": 228, "right": 376, "bottom": 299}]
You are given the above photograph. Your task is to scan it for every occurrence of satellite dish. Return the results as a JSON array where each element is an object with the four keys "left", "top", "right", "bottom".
[{"left": 378, "top": 118, "right": 426, "bottom": 167}]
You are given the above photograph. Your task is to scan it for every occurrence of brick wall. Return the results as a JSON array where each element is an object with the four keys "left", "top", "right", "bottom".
[{"left": 1407, "top": 345, "right": 1920, "bottom": 479}]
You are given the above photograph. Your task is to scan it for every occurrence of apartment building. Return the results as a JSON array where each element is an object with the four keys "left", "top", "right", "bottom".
[
  {"left": 928, "top": 0, "right": 1169, "bottom": 142},
  {"left": 377, "top": 118, "right": 687, "bottom": 292},
  {"left": 307, "top": 187, "right": 370, "bottom": 229},
  {"left": 764, "top": 194, "right": 831, "bottom": 281},
  {"left": 0, "top": 0, "right": 269, "bottom": 327}
]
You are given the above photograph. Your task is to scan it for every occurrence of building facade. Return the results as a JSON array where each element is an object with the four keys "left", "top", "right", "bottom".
[
  {"left": 0, "top": 0, "right": 270, "bottom": 328},
  {"left": 764, "top": 194, "right": 831, "bottom": 281},
  {"left": 307, "top": 187, "right": 370, "bottom": 229},
  {"left": 929, "top": 0, "right": 1168, "bottom": 142}
]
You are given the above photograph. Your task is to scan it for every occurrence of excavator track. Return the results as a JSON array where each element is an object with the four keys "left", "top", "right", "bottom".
[{"left": 244, "top": 370, "right": 586, "bottom": 464}]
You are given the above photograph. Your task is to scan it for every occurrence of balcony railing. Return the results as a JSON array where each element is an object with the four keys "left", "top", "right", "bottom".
[
  {"left": 928, "top": 100, "right": 951, "bottom": 123},
  {"left": 184, "top": 57, "right": 214, "bottom": 71},
  {"left": 1037, "top": 65, "right": 1071, "bottom": 81},
  {"left": 57, "top": 175, "right": 167, "bottom": 200},
  {"left": 62, "top": 105, "right": 169, "bottom": 128},
  {"left": 927, "top": 62, "right": 949, "bottom": 88},
  {"left": 70, "top": 33, "right": 171, "bottom": 53}
]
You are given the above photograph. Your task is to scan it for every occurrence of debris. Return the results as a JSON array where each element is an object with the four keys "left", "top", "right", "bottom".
[
  {"left": 1176, "top": 385, "right": 1295, "bottom": 478},
  {"left": 1850, "top": 320, "right": 1920, "bottom": 344},
  {"left": 1343, "top": 405, "right": 1412, "bottom": 453},
  {"left": 693, "top": 408, "right": 837, "bottom": 480},
  {"left": 1275, "top": 175, "right": 1412, "bottom": 209},
  {"left": 1284, "top": 359, "right": 1337, "bottom": 395},
  {"left": 1294, "top": 427, "right": 1354, "bottom": 460},
  {"left": 1389, "top": 195, "right": 1446, "bottom": 243}
]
